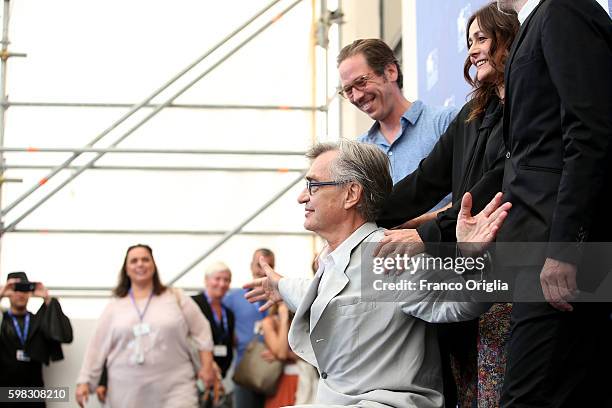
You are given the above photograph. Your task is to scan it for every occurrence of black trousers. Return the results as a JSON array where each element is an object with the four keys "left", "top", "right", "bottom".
[
  {"left": 501, "top": 298, "right": 612, "bottom": 408},
  {"left": 437, "top": 319, "right": 478, "bottom": 408}
]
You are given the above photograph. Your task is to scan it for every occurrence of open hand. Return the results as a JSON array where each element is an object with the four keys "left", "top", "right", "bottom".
[
  {"left": 243, "top": 257, "right": 284, "bottom": 312},
  {"left": 456, "top": 192, "right": 511, "bottom": 253}
]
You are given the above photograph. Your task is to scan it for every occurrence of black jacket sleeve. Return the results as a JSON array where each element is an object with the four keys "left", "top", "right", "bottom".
[
  {"left": 419, "top": 116, "right": 506, "bottom": 244},
  {"left": 377, "top": 108, "right": 461, "bottom": 228},
  {"left": 37, "top": 298, "right": 73, "bottom": 344}
]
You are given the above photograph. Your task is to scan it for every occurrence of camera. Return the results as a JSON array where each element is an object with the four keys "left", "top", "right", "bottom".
[{"left": 14, "top": 282, "right": 37, "bottom": 292}]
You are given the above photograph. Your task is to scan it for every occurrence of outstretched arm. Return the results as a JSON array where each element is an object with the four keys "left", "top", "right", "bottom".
[{"left": 243, "top": 257, "right": 285, "bottom": 312}]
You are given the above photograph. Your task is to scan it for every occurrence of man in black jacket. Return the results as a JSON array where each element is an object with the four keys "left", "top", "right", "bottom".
[
  {"left": 495, "top": 0, "right": 612, "bottom": 406},
  {"left": 0, "top": 272, "right": 73, "bottom": 407}
]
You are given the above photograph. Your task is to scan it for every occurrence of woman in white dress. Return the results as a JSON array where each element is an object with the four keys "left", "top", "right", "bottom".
[{"left": 76, "top": 244, "right": 216, "bottom": 407}]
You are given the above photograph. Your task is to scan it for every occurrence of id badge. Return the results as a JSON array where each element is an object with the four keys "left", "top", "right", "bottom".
[
  {"left": 16, "top": 349, "right": 31, "bottom": 362},
  {"left": 133, "top": 322, "right": 151, "bottom": 337},
  {"left": 213, "top": 345, "right": 228, "bottom": 357}
]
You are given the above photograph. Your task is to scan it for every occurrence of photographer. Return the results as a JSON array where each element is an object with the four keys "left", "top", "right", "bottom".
[{"left": 0, "top": 272, "right": 73, "bottom": 406}]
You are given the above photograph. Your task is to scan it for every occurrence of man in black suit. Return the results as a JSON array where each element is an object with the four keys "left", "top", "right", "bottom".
[{"left": 496, "top": 0, "right": 612, "bottom": 406}]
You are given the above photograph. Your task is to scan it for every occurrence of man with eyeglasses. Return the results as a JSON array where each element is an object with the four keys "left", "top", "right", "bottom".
[
  {"left": 244, "top": 139, "right": 511, "bottom": 407},
  {"left": 338, "top": 39, "right": 458, "bottom": 215},
  {"left": 338, "top": 38, "right": 468, "bottom": 405}
]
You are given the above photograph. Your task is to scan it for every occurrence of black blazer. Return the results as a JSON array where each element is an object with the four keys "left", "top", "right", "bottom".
[
  {"left": 378, "top": 97, "right": 505, "bottom": 252},
  {"left": 499, "top": 0, "right": 612, "bottom": 285},
  {"left": 191, "top": 293, "right": 235, "bottom": 377}
]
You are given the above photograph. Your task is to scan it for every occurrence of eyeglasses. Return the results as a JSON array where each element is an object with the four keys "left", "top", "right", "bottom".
[
  {"left": 338, "top": 74, "right": 374, "bottom": 99},
  {"left": 306, "top": 180, "right": 347, "bottom": 195}
]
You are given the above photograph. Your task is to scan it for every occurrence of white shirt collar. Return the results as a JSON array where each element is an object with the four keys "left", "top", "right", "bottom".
[
  {"left": 314, "top": 222, "right": 378, "bottom": 275},
  {"left": 518, "top": 0, "right": 541, "bottom": 25}
]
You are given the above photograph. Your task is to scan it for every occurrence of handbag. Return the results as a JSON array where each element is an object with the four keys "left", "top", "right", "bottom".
[{"left": 232, "top": 338, "right": 283, "bottom": 396}]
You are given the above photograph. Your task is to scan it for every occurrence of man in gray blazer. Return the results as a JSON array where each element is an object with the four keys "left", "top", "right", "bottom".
[{"left": 245, "top": 140, "right": 510, "bottom": 407}]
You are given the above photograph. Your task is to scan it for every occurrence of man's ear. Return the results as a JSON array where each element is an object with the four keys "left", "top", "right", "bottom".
[
  {"left": 343, "top": 182, "right": 363, "bottom": 211},
  {"left": 384, "top": 62, "right": 398, "bottom": 83}
]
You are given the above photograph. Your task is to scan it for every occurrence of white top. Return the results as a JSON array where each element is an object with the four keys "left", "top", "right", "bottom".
[{"left": 518, "top": 0, "right": 541, "bottom": 25}]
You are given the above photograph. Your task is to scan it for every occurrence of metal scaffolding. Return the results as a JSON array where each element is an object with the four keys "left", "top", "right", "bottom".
[{"left": 0, "top": 0, "right": 343, "bottom": 287}]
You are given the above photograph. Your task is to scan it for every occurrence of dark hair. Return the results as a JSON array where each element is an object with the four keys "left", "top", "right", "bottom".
[
  {"left": 337, "top": 39, "right": 403, "bottom": 89},
  {"left": 113, "top": 244, "right": 167, "bottom": 297},
  {"left": 463, "top": 2, "right": 519, "bottom": 121}
]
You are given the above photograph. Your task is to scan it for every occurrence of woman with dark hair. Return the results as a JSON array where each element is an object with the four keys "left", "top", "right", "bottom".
[
  {"left": 376, "top": 3, "right": 519, "bottom": 406},
  {"left": 75, "top": 244, "right": 216, "bottom": 408}
]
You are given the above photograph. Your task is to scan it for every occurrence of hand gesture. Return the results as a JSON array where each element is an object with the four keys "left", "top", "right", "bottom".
[
  {"left": 540, "top": 258, "right": 577, "bottom": 312},
  {"left": 456, "top": 192, "right": 511, "bottom": 253},
  {"left": 243, "top": 257, "right": 284, "bottom": 312}
]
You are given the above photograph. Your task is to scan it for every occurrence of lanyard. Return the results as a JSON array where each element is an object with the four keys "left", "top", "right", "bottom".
[
  {"left": 8, "top": 311, "right": 30, "bottom": 347},
  {"left": 203, "top": 293, "right": 228, "bottom": 337},
  {"left": 129, "top": 289, "right": 153, "bottom": 322}
]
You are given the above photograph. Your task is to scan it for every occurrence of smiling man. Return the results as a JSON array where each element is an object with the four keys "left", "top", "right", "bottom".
[
  {"left": 244, "top": 139, "right": 511, "bottom": 407},
  {"left": 338, "top": 40, "right": 457, "bottom": 200}
]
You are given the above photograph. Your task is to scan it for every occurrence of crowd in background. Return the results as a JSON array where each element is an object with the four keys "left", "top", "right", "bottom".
[{"left": 0, "top": 247, "right": 317, "bottom": 408}]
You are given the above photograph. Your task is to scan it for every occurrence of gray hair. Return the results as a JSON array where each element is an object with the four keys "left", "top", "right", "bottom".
[
  {"left": 204, "top": 261, "right": 231, "bottom": 279},
  {"left": 306, "top": 139, "right": 392, "bottom": 222}
]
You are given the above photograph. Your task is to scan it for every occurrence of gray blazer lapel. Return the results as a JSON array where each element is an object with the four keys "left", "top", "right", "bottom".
[
  {"left": 288, "top": 269, "right": 324, "bottom": 367},
  {"left": 293, "top": 268, "right": 323, "bottom": 324},
  {"left": 310, "top": 223, "right": 379, "bottom": 330},
  {"left": 309, "top": 265, "right": 350, "bottom": 331}
]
